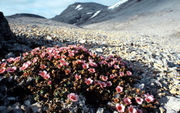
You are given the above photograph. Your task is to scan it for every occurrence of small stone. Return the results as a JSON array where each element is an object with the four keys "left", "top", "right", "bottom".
[
  {"left": 113, "top": 111, "right": 119, "bottom": 113},
  {"left": 20, "top": 105, "right": 26, "bottom": 111},
  {"left": 170, "top": 84, "right": 180, "bottom": 95},
  {"left": 79, "top": 39, "right": 86, "bottom": 44},
  {"left": 163, "top": 96, "right": 180, "bottom": 113},
  {"left": 46, "top": 35, "right": 52, "bottom": 40},
  {"left": 24, "top": 100, "right": 31, "bottom": 106},
  {"left": 159, "top": 107, "right": 166, "bottom": 113},
  {"left": 96, "top": 48, "right": 103, "bottom": 53},
  {"left": 96, "top": 108, "right": 104, "bottom": 113},
  {"left": 5, "top": 52, "right": 15, "bottom": 59},
  {"left": 31, "top": 103, "right": 41, "bottom": 113}
]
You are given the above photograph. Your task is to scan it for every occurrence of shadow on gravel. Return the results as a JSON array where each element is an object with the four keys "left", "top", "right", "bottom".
[{"left": 0, "top": 34, "right": 169, "bottom": 112}]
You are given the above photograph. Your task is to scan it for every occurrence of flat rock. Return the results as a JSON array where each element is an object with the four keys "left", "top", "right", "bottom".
[{"left": 163, "top": 96, "right": 180, "bottom": 113}]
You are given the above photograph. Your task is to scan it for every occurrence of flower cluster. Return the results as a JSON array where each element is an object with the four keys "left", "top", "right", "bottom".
[{"left": 0, "top": 45, "right": 158, "bottom": 112}]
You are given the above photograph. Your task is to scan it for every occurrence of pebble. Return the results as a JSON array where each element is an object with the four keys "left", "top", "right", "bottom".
[
  {"left": 163, "top": 96, "right": 180, "bottom": 113},
  {"left": 159, "top": 107, "right": 166, "bottom": 113},
  {"left": 30, "top": 103, "right": 41, "bottom": 113},
  {"left": 46, "top": 35, "right": 52, "bottom": 40},
  {"left": 24, "top": 100, "right": 31, "bottom": 106},
  {"left": 79, "top": 39, "right": 86, "bottom": 44},
  {"left": 96, "top": 108, "right": 104, "bottom": 113},
  {"left": 170, "top": 84, "right": 180, "bottom": 95}
]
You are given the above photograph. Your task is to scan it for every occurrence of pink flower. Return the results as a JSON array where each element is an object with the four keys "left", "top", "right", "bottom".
[
  {"left": 1, "top": 62, "right": 7, "bottom": 67},
  {"left": 126, "top": 71, "right": 132, "bottom": 76},
  {"left": 119, "top": 72, "right": 124, "bottom": 77},
  {"left": 61, "top": 55, "right": 66, "bottom": 59},
  {"left": 100, "top": 75, "right": 108, "bottom": 81},
  {"left": 23, "top": 52, "right": 29, "bottom": 57},
  {"left": 110, "top": 74, "right": 116, "bottom": 79},
  {"left": 20, "top": 63, "right": 29, "bottom": 71},
  {"left": 128, "top": 105, "right": 137, "bottom": 113},
  {"left": 39, "top": 70, "right": 50, "bottom": 80},
  {"left": 68, "top": 50, "right": 75, "bottom": 57},
  {"left": 48, "top": 81, "right": 52, "bottom": 85},
  {"left": 89, "top": 60, "right": 98, "bottom": 67},
  {"left": 114, "top": 65, "right": 120, "bottom": 69},
  {"left": 100, "top": 56, "right": 105, "bottom": 60},
  {"left": 7, "top": 57, "right": 15, "bottom": 63},
  {"left": 6, "top": 66, "right": 17, "bottom": 73},
  {"left": 116, "top": 104, "right": 125, "bottom": 113},
  {"left": 67, "top": 93, "right": 79, "bottom": 102},
  {"left": 40, "top": 52, "right": 46, "bottom": 58},
  {"left": 69, "top": 53, "right": 74, "bottom": 57},
  {"left": 100, "top": 82, "right": 107, "bottom": 88},
  {"left": 85, "top": 78, "right": 93, "bottom": 85},
  {"left": 33, "top": 47, "right": 40, "bottom": 52},
  {"left": 88, "top": 68, "right": 95, "bottom": 73},
  {"left": 94, "top": 80, "right": 100, "bottom": 85},
  {"left": 135, "top": 97, "right": 143, "bottom": 105},
  {"left": 75, "top": 74, "right": 81, "bottom": 80},
  {"left": 14, "top": 56, "right": 21, "bottom": 63},
  {"left": 65, "top": 68, "right": 71, "bottom": 75},
  {"left": 0, "top": 67, "right": 6, "bottom": 74},
  {"left": 60, "top": 59, "right": 69, "bottom": 66},
  {"left": 116, "top": 86, "right": 123, "bottom": 93},
  {"left": 76, "top": 60, "right": 84, "bottom": 65},
  {"left": 26, "top": 61, "right": 31, "bottom": 66},
  {"left": 80, "top": 54, "right": 84, "bottom": 59},
  {"left": 144, "top": 94, "right": 154, "bottom": 103},
  {"left": 82, "top": 63, "right": 89, "bottom": 69},
  {"left": 54, "top": 54, "right": 60, "bottom": 59},
  {"left": 40, "top": 64, "right": 47, "bottom": 69},
  {"left": 106, "top": 81, "right": 112, "bottom": 87},
  {"left": 57, "top": 64, "right": 63, "bottom": 69},
  {"left": 48, "top": 56, "right": 52, "bottom": 61},
  {"left": 33, "top": 57, "right": 38, "bottom": 63},
  {"left": 124, "top": 97, "right": 132, "bottom": 105}
]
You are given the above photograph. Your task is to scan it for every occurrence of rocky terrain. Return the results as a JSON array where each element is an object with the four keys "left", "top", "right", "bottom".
[{"left": 0, "top": 0, "right": 180, "bottom": 112}]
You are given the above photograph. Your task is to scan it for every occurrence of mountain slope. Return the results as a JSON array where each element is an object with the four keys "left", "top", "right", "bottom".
[
  {"left": 7, "top": 13, "right": 46, "bottom": 19},
  {"left": 83, "top": 0, "right": 180, "bottom": 37},
  {"left": 52, "top": 2, "right": 107, "bottom": 25}
]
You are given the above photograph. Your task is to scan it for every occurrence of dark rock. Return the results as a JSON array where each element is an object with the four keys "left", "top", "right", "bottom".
[
  {"left": 0, "top": 12, "right": 15, "bottom": 58},
  {"left": 0, "top": 106, "right": 7, "bottom": 113},
  {"left": 0, "top": 12, "right": 14, "bottom": 40}
]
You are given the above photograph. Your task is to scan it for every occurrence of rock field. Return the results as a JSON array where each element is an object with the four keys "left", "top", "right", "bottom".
[{"left": 0, "top": 12, "right": 180, "bottom": 113}]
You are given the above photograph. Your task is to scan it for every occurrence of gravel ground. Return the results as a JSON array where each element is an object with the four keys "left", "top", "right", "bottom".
[{"left": 0, "top": 19, "right": 180, "bottom": 113}]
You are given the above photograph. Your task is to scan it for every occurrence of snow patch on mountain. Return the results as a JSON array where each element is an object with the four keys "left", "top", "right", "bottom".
[
  {"left": 75, "top": 4, "right": 83, "bottom": 10},
  {"left": 90, "top": 10, "right": 101, "bottom": 19},
  {"left": 87, "top": 12, "right": 93, "bottom": 14},
  {"left": 108, "top": 0, "right": 128, "bottom": 10}
]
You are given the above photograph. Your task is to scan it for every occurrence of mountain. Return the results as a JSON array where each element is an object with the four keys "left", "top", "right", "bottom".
[
  {"left": 7, "top": 13, "right": 46, "bottom": 19},
  {"left": 82, "top": 0, "right": 180, "bottom": 37},
  {"left": 52, "top": 2, "right": 107, "bottom": 25},
  {"left": 80, "top": 0, "right": 152, "bottom": 25}
]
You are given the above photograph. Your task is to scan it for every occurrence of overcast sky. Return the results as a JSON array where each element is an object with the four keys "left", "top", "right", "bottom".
[{"left": 0, "top": 0, "right": 120, "bottom": 18}]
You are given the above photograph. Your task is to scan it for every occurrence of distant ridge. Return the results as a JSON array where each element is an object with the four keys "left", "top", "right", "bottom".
[
  {"left": 7, "top": 13, "right": 46, "bottom": 19},
  {"left": 52, "top": 2, "right": 107, "bottom": 25}
]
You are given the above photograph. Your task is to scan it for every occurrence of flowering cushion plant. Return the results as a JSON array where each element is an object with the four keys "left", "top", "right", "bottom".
[{"left": 0, "top": 45, "right": 159, "bottom": 112}]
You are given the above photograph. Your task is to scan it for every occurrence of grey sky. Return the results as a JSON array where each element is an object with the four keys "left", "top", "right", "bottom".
[{"left": 0, "top": 0, "right": 120, "bottom": 18}]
